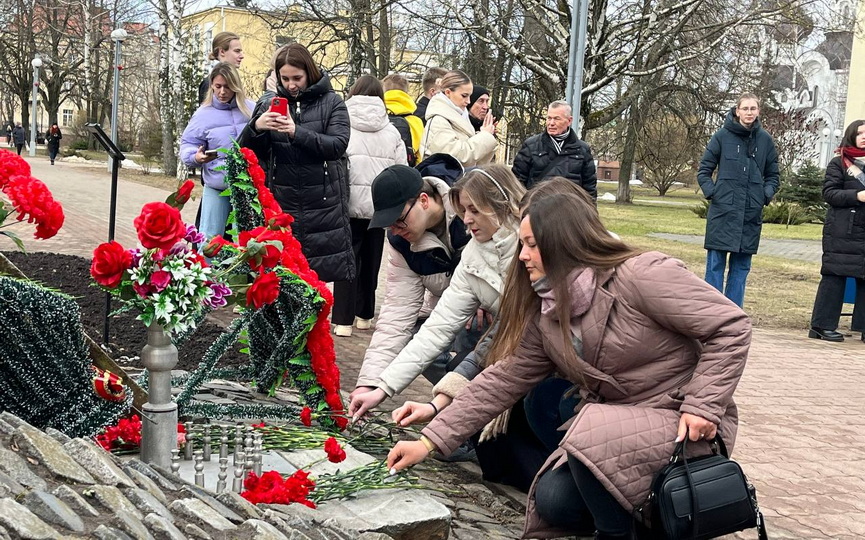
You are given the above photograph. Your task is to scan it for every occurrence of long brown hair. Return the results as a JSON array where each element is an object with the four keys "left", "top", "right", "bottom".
[
  {"left": 486, "top": 179, "right": 642, "bottom": 367},
  {"left": 348, "top": 74, "right": 384, "bottom": 101},
  {"left": 274, "top": 43, "right": 322, "bottom": 86}
]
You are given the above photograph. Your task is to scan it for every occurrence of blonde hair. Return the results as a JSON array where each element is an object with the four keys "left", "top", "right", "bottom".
[
  {"left": 209, "top": 32, "right": 240, "bottom": 61},
  {"left": 382, "top": 73, "right": 409, "bottom": 93},
  {"left": 736, "top": 92, "right": 760, "bottom": 108},
  {"left": 439, "top": 70, "right": 471, "bottom": 92},
  {"left": 449, "top": 164, "right": 525, "bottom": 231},
  {"left": 203, "top": 62, "right": 252, "bottom": 117}
]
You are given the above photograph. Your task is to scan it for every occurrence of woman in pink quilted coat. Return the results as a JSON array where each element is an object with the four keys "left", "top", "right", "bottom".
[{"left": 387, "top": 180, "right": 751, "bottom": 539}]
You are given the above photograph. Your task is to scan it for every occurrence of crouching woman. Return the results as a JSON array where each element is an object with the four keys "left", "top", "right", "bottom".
[{"left": 387, "top": 189, "right": 751, "bottom": 538}]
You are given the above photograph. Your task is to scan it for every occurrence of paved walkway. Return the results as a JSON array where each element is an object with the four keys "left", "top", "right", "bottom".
[
  {"left": 6, "top": 154, "right": 865, "bottom": 538},
  {"left": 650, "top": 232, "right": 822, "bottom": 263}
]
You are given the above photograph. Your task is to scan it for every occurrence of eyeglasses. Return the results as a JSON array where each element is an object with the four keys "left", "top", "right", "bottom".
[
  {"left": 392, "top": 198, "right": 418, "bottom": 229},
  {"left": 738, "top": 107, "right": 759, "bottom": 112}
]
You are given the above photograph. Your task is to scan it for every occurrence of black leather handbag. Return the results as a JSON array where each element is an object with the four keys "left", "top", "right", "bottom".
[{"left": 634, "top": 435, "right": 768, "bottom": 540}]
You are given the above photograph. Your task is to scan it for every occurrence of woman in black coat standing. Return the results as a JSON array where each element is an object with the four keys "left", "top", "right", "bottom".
[
  {"left": 808, "top": 119, "right": 865, "bottom": 342},
  {"left": 240, "top": 43, "right": 354, "bottom": 283}
]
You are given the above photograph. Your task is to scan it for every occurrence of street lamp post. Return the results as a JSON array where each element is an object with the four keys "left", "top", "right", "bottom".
[
  {"left": 108, "top": 28, "right": 128, "bottom": 172},
  {"left": 29, "top": 55, "right": 42, "bottom": 157}
]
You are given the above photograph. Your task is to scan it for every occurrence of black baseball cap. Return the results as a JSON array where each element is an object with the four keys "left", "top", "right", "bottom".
[{"left": 369, "top": 165, "right": 424, "bottom": 229}]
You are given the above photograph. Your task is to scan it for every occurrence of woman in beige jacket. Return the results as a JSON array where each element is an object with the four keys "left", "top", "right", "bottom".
[
  {"left": 420, "top": 70, "right": 498, "bottom": 167},
  {"left": 387, "top": 186, "right": 751, "bottom": 538}
]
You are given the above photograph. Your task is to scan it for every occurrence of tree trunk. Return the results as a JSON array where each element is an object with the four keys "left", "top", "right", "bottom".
[{"left": 617, "top": 106, "right": 637, "bottom": 204}]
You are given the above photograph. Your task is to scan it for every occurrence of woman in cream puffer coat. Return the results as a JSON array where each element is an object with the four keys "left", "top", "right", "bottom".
[
  {"left": 420, "top": 70, "right": 497, "bottom": 167},
  {"left": 332, "top": 76, "right": 407, "bottom": 335}
]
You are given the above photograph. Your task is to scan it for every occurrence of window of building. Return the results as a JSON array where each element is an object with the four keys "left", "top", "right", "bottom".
[{"left": 62, "top": 109, "right": 73, "bottom": 127}]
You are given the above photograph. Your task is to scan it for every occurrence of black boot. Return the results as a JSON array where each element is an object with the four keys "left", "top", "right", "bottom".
[{"left": 808, "top": 327, "right": 844, "bottom": 342}]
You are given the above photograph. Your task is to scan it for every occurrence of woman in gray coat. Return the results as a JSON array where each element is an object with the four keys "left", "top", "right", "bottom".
[{"left": 697, "top": 93, "right": 779, "bottom": 308}]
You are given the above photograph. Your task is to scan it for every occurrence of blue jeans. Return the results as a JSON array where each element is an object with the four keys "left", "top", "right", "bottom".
[
  {"left": 705, "top": 249, "right": 752, "bottom": 308},
  {"left": 199, "top": 185, "right": 231, "bottom": 240}
]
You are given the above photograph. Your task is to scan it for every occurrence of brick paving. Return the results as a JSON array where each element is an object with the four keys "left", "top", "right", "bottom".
[
  {"left": 650, "top": 232, "right": 822, "bottom": 263},
  {"left": 8, "top": 154, "right": 865, "bottom": 538}
]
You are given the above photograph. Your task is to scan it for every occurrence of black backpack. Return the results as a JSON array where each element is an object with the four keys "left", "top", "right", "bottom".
[{"left": 388, "top": 113, "right": 416, "bottom": 167}]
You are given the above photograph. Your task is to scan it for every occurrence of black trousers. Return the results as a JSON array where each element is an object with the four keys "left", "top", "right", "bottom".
[
  {"left": 810, "top": 275, "right": 865, "bottom": 332},
  {"left": 15, "top": 144, "right": 23, "bottom": 155},
  {"left": 332, "top": 218, "right": 384, "bottom": 325},
  {"left": 534, "top": 454, "right": 632, "bottom": 536},
  {"left": 471, "top": 398, "right": 551, "bottom": 493}
]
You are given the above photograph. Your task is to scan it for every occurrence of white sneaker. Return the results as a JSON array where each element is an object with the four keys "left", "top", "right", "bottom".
[
  {"left": 355, "top": 317, "right": 373, "bottom": 330},
  {"left": 333, "top": 324, "right": 353, "bottom": 337}
]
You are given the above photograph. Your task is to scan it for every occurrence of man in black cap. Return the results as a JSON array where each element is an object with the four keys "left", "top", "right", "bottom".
[
  {"left": 350, "top": 164, "right": 471, "bottom": 419},
  {"left": 467, "top": 85, "right": 492, "bottom": 133}
]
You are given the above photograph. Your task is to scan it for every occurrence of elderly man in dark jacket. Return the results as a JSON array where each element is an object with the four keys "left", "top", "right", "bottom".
[
  {"left": 697, "top": 94, "right": 779, "bottom": 308},
  {"left": 512, "top": 100, "right": 597, "bottom": 200}
]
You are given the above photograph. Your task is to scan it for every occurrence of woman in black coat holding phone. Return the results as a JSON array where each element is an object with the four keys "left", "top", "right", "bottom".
[
  {"left": 808, "top": 119, "right": 865, "bottom": 343},
  {"left": 240, "top": 43, "right": 354, "bottom": 282}
]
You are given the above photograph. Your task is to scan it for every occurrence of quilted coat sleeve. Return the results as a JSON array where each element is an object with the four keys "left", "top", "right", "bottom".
[
  {"left": 291, "top": 95, "right": 350, "bottom": 161},
  {"left": 239, "top": 98, "right": 273, "bottom": 163},
  {"left": 762, "top": 135, "right": 780, "bottom": 204},
  {"left": 511, "top": 139, "right": 533, "bottom": 186},
  {"left": 823, "top": 158, "right": 860, "bottom": 207},
  {"left": 376, "top": 261, "right": 482, "bottom": 396},
  {"left": 421, "top": 319, "right": 556, "bottom": 456},
  {"left": 580, "top": 142, "right": 598, "bottom": 201},
  {"left": 618, "top": 254, "right": 751, "bottom": 425},
  {"left": 355, "top": 242, "right": 430, "bottom": 388},
  {"left": 697, "top": 134, "right": 721, "bottom": 200},
  {"left": 179, "top": 110, "right": 206, "bottom": 169}
]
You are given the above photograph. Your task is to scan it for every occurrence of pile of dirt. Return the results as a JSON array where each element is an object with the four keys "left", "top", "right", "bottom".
[{"left": 2, "top": 251, "right": 247, "bottom": 373}]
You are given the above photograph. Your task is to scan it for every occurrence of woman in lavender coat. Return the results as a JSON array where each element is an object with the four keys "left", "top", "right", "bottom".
[{"left": 180, "top": 62, "right": 255, "bottom": 240}]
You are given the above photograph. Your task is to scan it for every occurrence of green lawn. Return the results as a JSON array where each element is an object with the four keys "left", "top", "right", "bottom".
[
  {"left": 596, "top": 199, "right": 823, "bottom": 332},
  {"left": 597, "top": 199, "right": 823, "bottom": 241}
]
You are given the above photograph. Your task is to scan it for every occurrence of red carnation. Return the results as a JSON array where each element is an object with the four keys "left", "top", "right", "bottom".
[
  {"left": 176, "top": 180, "right": 194, "bottom": 204},
  {"left": 246, "top": 270, "right": 280, "bottom": 309},
  {"left": 203, "top": 235, "right": 232, "bottom": 258},
  {"left": 300, "top": 407, "right": 312, "bottom": 427},
  {"left": 91, "top": 241, "right": 132, "bottom": 288},
  {"left": 133, "top": 202, "right": 187, "bottom": 250},
  {"left": 264, "top": 208, "right": 293, "bottom": 230},
  {"left": 323, "top": 436, "right": 346, "bottom": 463}
]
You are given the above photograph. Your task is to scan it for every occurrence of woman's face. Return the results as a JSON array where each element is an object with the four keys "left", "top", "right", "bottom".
[
  {"left": 855, "top": 124, "right": 865, "bottom": 149},
  {"left": 279, "top": 64, "right": 308, "bottom": 97},
  {"left": 459, "top": 190, "right": 498, "bottom": 243},
  {"left": 211, "top": 75, "right": 235, "bottom": 104},
  {"left": 218, "top": 39, "right": 244, "bottom": 66},
  {"left": 518, "top": 216, "right": 545, "bottom": 282},
  {"left": 444, "top": 83, "right": 473, "bottom": 111}
]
